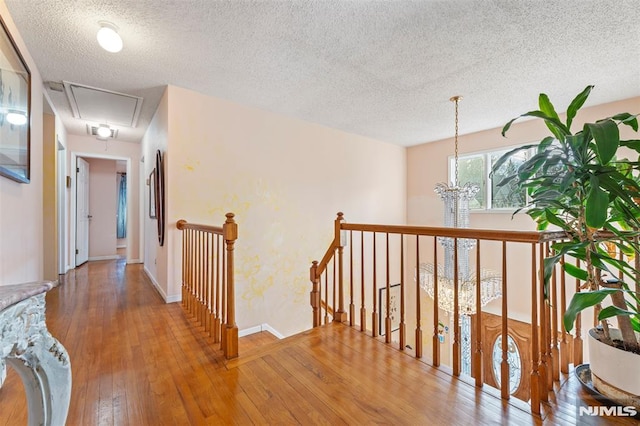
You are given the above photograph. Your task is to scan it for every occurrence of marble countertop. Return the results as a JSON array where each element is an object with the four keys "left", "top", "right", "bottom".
[{"left": 0, "top": 282, "right": 55, "bottom": 312}]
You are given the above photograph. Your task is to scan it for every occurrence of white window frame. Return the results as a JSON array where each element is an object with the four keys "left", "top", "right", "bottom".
[{"left": 448, "top": 144, "right": 535, "bottom": 212}]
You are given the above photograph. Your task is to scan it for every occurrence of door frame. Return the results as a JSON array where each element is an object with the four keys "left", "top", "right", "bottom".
[{"left": 70, "top": 151, "right": 132, "bottom": 266}]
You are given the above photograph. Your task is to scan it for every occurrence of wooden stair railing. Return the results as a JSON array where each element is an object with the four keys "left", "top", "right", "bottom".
[
  {"left": 309, "top": 212, "right": 583, "bottom": 416},
  {"left": 177, "top": 213, "right": 238, "bottom": 359}
]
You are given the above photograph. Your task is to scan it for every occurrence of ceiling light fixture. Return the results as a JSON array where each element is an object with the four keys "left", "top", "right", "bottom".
[
  {"left": 6, "top": 111, "right": 27, "bottom": 126},
  {"left": 96, "top": 21, "right": 123, "bottom": 53},
  {"left": 96, "top": 124, "right": 112, "bottom": 139}
]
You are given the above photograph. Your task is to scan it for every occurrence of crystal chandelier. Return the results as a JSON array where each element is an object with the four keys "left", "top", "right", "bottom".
[{"left": 419, "top": 96, "right": 502, "bottom": 316}]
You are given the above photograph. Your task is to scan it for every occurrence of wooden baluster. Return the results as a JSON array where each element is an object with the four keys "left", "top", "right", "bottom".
[
  {"left": 194, "top": 230, "right": 199, "bottom": 321},
  {"left": 202, "top": 232, "right": 207, "bottom": 328},
  {"left": 399, "top": 234, "right": 406, "bottom": 350},
  {"left": 432, "top": 237, "right": 440, "bottom": 367},
  {"left": 214, "top": 234, "right": 221, "bottom": 342},
  {"left": 184, "top": 228, "right": 190, "bottom": 313},
  {"left": 530, "top": 243, "right": 541, "bottom": 415},
  {"left": 574, "top": 258, "right": 583, "bottom": 366},
  {"left": 310, "top": 261, "right": 320, "bottom": 328},
  {"left": 474, "top": 239, "right": 482, "bottom": 388},
  {"left": 372, "top": 233, "right": 378, "bottom": 338},
  {"left": 500, "top": 241, "right": 509, "bottom": 400},
  {"left": 559, "top": 256, "right": 569, "bottom": 374},
  {"left": 333, "top": 212, "right": 347, "bottom": 322},
  {"left": 198, "top": 230, "right": 203, "bottom": 326},
  {"left": 360, "top": 231, "right": 366, "bottom": 332},
  {"left": 415, "top": 235, "right": 422, "bottom": 358},
  {"left": 545, "top": 246, "right": 553, "bottom": 391},
  {"left": 349, "top": 231, "right": 355, "bottom": 326},
  {"left": 178, "top": 220, "right": 186, "bottom": 308},
  {"left": 187, "top": 228, "right": 193, "bottom": 315},
  {"left": 538, "top": 243, "right": 548, "bottom": 403},
  {"left": 205, "top": 232, "right": 211, "bottom": 335},
  {"left": 222, "top": 212, "right": 238, "bottom": 359},
  {"left": 191, "top": 229, "right": 198, "bottom": 316},
  {"left": 324, "top": 268, "right": 329, "bottom": 325},
  {"left": 220, "top": 229, "right": 227, "bottom": 350},
  {"left": 332, "top": 256, "right": 337, "bottom": 322},
  {"left": 551, "top": 245, "right": 560, "bottom": 382},
  {"left": 453, "top": 237, "right": 460, "bottom": 377},
  {"left": 334, "top": 213, "right": 347, "bottom": 322},
  {"left": 195, "top": 230, "right": 200, "bottom": 324},
  {"left": 385, "top": 233, "right": 391, "bottom": 343}
]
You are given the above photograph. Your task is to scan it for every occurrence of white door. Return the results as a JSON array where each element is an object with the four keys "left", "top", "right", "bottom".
[{"left": 76, "top": 157, "right": 90, "bottom": 266}]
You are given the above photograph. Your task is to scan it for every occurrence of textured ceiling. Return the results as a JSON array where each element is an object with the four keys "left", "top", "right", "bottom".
[{"left": 5, "top": 0, "right": 640, "bottom": 146}]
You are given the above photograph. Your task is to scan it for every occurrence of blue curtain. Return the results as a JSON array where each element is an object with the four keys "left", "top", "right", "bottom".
[{"left": 117, "top": 173, "right": 127, "bottom": 238}]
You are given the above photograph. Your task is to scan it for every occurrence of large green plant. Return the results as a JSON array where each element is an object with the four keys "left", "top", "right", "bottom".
[{"left": 492, "top": 86, "right": 640, "bottom": 352}]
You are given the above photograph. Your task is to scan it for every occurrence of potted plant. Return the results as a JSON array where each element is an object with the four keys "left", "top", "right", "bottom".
[{"left": 492, "top": 86, "right": 640, "bottom": 408}]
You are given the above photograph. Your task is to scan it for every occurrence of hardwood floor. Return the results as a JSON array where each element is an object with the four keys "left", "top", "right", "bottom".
[{"left": 1, "top": 259, "right": 638, "bottom": 425}]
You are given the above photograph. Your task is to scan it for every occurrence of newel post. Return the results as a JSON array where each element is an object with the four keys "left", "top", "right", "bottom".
[
  {"left": 334, "top": 212, "right": 348, "bottom": 323},
  {"left": 222, "top": 212, "right": 238, "bottom": 359},
  {"left": 310, "top": 261, "right": 320, "bottom": 327}
]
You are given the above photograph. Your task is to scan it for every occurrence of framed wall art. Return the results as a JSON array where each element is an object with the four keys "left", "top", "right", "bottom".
[
  {"left": 0, "top": 15, "right": 31, "bottom": 183},
  {"left": 379, "top": 284, "right": 401, "bottom": 336},
  {"left": 154, "top": 150, "right": 165, "bottom": 246}
]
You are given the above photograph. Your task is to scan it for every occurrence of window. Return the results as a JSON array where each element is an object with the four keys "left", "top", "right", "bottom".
[
  {"left": 492, "top": 334, "right": 522, "bottom": 395},
  {"left": 449, "top": 146, "right": 532, "bottom": 211}
]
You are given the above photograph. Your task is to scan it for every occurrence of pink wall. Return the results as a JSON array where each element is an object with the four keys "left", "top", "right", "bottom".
[
  {"left": 141, "top": 88, "right": 169, "bottom": 298},
  {"left": 0, "top": 3, "right": 45, "bottom": 285},
  {"left": 86, "top": 158, "right": 117, "bottom": 259},
  {"left": 141, "top": 84, "right": 406, "bottom": 336}
]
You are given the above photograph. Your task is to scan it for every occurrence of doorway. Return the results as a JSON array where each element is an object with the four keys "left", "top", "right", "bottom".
[{"left": 71, "top": 153, "right": 131, "bottom": 266}]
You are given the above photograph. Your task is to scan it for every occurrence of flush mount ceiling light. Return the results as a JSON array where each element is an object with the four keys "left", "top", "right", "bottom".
[
  {"left": 96, "top": 124, "right": 112, "bottom": 139},
  {"left": 6, "top": 110, "right": 27, "bottom": 126},
  {"left": 96, "top": 21, "right": 123, "bottom": 53}
]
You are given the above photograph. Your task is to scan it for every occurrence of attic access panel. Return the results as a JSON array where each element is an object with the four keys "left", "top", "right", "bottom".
[{"left": 63, "top": 81, "right": 143, "bottom": 127}]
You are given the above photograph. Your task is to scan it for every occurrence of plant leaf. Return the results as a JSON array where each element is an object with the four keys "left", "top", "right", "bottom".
[
  {"left": 502, "top": 110, "right": 570, "bottom": 137},
  {"left": 620, "top": 140, "right": 640, "bottom": 153},
  {"left": 585, "top": 177, "right": 608, "bottom": 228},
  {"left": 539, "top": 93, "right": 560, "bottom": 120},
  {"left": 563, "top": 262, "right": 588, "bottom": 281},
  {"left": 587, "top": 119, "right": 620, "bottom": 165},
  {"left": 539, "top": 94, "right": 563, "bottom": 138},
  {"left": 598, "top": 305, "right": 637, "bottom": 322},
  {"left": 612, "top": 112, "right": 639, "bottom": 132},
  {"left": 566, "top": 85, "right": 593, "bottom": 129},
  {"left": 564, "top": 289, "right": 618, "bottom": 332}
]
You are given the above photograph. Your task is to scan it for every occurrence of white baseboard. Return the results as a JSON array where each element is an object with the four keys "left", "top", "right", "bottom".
[
  {"left": 239, "top": 324, "right": 284, "bottom": 339},
  {"left": 165, "top": 294, "right": 181, "bottom": 303},
  {"left": 143, "top": 266, "right": 168, "bottom": 301},
  {"left": 88, "top": 255, "right": 119, "bottom": 261},
  {"left": 126, "top": 259, "right": 143, "bottom": 264},
  {"left": 116, "top": 245, "right": 127, "bottom": 249}
]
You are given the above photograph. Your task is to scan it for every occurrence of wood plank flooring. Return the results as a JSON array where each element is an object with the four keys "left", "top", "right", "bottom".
[{"left": 1, "top": 259, "right": 638, "bottom": 425}]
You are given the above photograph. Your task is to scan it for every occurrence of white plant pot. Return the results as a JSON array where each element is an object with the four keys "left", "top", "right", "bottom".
[{"left": 588, "top": 328, "right": 640, "bottom": 409}]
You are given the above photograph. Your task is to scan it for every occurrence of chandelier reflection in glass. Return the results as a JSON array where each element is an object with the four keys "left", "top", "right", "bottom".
[{"left": 418, "top": 96, "right": 502, "bottom": 316}]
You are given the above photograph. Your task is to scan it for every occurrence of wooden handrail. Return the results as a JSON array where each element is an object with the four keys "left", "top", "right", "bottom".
[
  {"left": 342, "top": 222, "right": 568, "bottom": 243},
  {"left": 177, "top": 219, "right": 223, "bottom": 234},
  {"left": 178, "top": 213, "right": 238, "bottom": 359}
]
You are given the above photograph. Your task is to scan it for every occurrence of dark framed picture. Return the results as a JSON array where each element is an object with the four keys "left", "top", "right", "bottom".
[
  {"left": 149, "top": 168, "right": 156, "bottom": 218},
  {"left": 0, "top": 16, "right": 31, "bottom": 183},
  {"left": 155, "top": 150, "right": 165, "bottom": 246},
  {"left": 379, "top": 284, "right": 401, "bottom": 336}
]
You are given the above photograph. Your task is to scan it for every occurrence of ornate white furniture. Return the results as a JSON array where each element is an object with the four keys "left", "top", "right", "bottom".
[{"left": 0, "top": 281, "right": 71, "bottom": 426}]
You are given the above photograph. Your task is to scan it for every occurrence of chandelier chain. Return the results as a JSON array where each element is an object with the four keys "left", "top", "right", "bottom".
[{"left": 450, "top": 95, "right": 462, "bottom": 187}]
